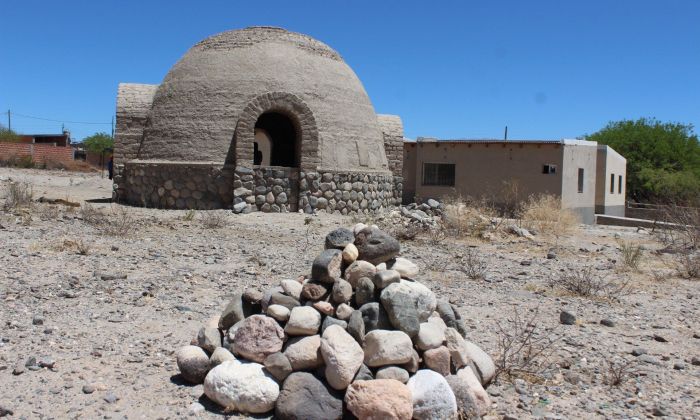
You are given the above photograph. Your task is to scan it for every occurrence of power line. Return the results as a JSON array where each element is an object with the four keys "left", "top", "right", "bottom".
[{"left": 6, "top": 111, "right": 112, "bottom": 125}]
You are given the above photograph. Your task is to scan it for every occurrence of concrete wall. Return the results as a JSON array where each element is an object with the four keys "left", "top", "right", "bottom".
[
  {"left": 595, "top": 145, "right": 627, "bottom": 216},
  {"left": 402, "top": 141, "right": 564, "bottom": 205},
  {"left": 560, "top": 140, "right": 598, "bottom": 224}
]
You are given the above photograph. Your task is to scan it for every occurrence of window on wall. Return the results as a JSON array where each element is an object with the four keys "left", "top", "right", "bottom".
[
  {"left": 542, "top": 164, "right": 557, "bottom": 174},
  {"left": 422, "top": 163, "right": 455, "bottom": 186},
  {"left": 619, "top": 175, "right": 623, "bottom": 194},
  {"left": 577, "top": 168, "right": 584, "bottom": 193},
  {"left": 610, "top": 173, "right": 615, "bottom": 193}
]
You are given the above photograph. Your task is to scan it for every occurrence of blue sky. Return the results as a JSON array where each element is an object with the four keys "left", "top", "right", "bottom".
[{"left": 0, "top": 0, "right": 698, "bottom": 141}]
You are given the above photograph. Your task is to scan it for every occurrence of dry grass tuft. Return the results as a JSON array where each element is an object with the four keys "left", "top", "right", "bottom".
[
  {"left": 53, "top": 238, "right": 90, "bottom": 255},
  {"left": 493, "top": 306, "right": 559, "bottom": 383},
  {"left": 602, "top": 356, "right": 639, "bottom": 387},
  {"left": 440, "top": 195, "right": 498, "bottom": 238},
  {"left": 551, "top": 266, "right": 632, "bottom": 300},
  {"left": 520, "top": 194, "right": 578, "bottom": 237},
  {"left": 618, "top": 240, "right": 643, "bottom": 271},
  {"left": 3, "top": 181, "right": 33, "bottom": 211},
  {"left": 200, "top": 210, "right": 227, "bottom": 229},
  {"left": 458, "top": 247, "right": 487, "bottom": 280}
]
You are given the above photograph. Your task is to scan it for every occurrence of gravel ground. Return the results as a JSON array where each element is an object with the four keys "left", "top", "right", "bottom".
[{"left": 0, "top": 168, "right": 698, "bottom": 419}]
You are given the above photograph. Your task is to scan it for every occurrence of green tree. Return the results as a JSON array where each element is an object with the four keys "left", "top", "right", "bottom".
[
  {"left": 0, "top": 124, "right": 21, "bottom": 142},
  {"left": 585, "top": 118, "right": 700, "bottom": 204},
  {"left": 82, "top": 132, "right": 114, "bottom": 154}
]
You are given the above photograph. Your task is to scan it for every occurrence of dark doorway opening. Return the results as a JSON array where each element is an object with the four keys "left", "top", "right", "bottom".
[{"left": 254, "top": 112, "right": 298, "bottom": 167}]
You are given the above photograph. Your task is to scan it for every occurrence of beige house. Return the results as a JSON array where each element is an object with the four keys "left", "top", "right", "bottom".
[
  {"left": 403, "top": 138, "right": 626, "bottom": 224},
  {"left": 595, "top": 145, "right": 627, "bottom": 216}
]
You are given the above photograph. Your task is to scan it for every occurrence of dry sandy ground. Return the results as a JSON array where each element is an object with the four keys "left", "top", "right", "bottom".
[{"left": 0, "top": 168, "right": 698, "bottom": 419}]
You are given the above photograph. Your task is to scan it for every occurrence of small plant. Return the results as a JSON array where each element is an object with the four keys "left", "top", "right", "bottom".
[
  {"left": 551, "top": 266, "right": 632, "bottom": 300},
  {"left": 440, "top": 194, "right": 496, "bottom": 238},
  {"left": 3, "top": 181, "right": 33, "bottom": 211},
  {"left": 602, "top": 356, "right": 638, "bottom": 387},
  {"left": 36, "top": 204, "right": 60, "bottom": 220},
  {"left": 54, "top": 238, "right": 90, "bottom": 255},
  {"left": 200, "top": 210, "right": 227, "bottom": 229},
  {"left": 183, "top": 209, "right": 196, "bottom": 221},
  {"left": 387, "top": 223, "right": 421, "bottom": 241},
  {"left": 80, "top": 202, "right": 105, "bottom": 225},
  {"left": 676, "top": 251, "right": 700, "bottom": 279},
  {"left": 619, "top": 240, "right": 643, "bottom": 270},
  {"left": 102, "top": 205, "right": 136, "bottom": 236},
  {"left": 493, "top": 307, "right": 558, "bottom": 383},
  {"left": 520, "top": 194, "right": 578, "bottom": 237},
  {"left": 459, "top": 247, "right": 487, "bottom": 280}
]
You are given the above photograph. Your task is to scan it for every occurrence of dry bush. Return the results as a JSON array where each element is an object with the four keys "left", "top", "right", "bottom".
[
  {"left": 440, "top": 195, "right": 497, "bottom": 238},
  {"left": 520, "top": 194, "right": 578, "bottom": 236},
  {"left": 458, "top": 247, "right": 487, "bottom": 280},
  {"left": 3, "top": 181, "right": 33, "bottom": 211},
  {"left": 53, "top": 238, "right": 90, "bottom": 255},
  {"left": 602, "top": 356, "right": 638, "bottom": 387},
  {"left": 657, "top": 205, "right": 700, "bottom": 251},
  {"left": 493, "top": 307, "right": 559, "bottom": 383},
  {"left": 551, "top": 266, "right": 632, "bottom": 300},
  {"left": 80, "top": 202, "right": 105, "bottom": 225},
  {"left": 618, "top": 240, "right": 643, "bottom": 271},
  {"left": 200, "top": 210, "right": 227, "bottom": 229},
  {"left": 676, "top": 252, "right": 700, "bottom": 279},
  {"left": 102, "top": 205, "right": 136, "bottom": 236},
  {"left": 35, "top": 204, "right": 60, "bottom": 220},
  {"left": 389, "top": 223, "right": 421, "bottom": 241}
]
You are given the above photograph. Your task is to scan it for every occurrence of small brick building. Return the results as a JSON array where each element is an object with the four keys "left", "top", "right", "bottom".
[{"left": 114, "top": 27, "right": 403, "bottom": 213}]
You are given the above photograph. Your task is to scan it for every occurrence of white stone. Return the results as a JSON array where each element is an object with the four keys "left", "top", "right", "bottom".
[
  {"left": 203, "top": 361, "right": 279, "bottom": 414},
  {"left": 416, "top": 318, "right": 446, "bottom": 351},
  {"left": 352, "top": 223, "right": 367, "bottom": 235},
  {"left": 320, "top": 325, "right": 364, "bottom": 390},
  {"left": 285, "top": 306, "right": 321, "bottom": 335},
  {"left": 407, "top": 370, "right": 458, "bottom": 420},
  {"left": 454, "top": 366, "right": 491, "bottom": 416},
  {"left": 389, "top": 257, "right": 419, "bottom": 278},
  {"left": 267, "top": 304, "right": 291, "bottom": 322},
  {"left": 335, "top": 303, "right": 353, "bottom": 320},
  {"left": 280, "top": 279, "right": 303, "bottom": 300},
  {"left": 362, "top": 330, "right": 414, "bottom": 367}
]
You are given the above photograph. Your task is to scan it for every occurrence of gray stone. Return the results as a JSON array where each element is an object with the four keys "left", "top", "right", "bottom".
[
  {"left": 321, "top": 316, "right": 347, "bottom": 334},
  {"left": 219, "top": 293, "right": 257, "bottom": 330},
  {"left": 321, "top": 325, "right": 365, "bottom": 390},
  {"left": 281, "top": 279, "right": 303, "bottom": 300},
  {"left": 209, "top": 347, "right": 237, "bottom": 368},
  {"left": 354, "top": 227, "right": 400, "bottom": 265},
  {"left": 197, "top": 326, "right": 222, "bottom": 352},
  {"left": 600, "top": 318, "right": 616, "bottom": 327},
  {"left": 284, "top": 335, "right": 323, "bottom": 371},
  {"left": 355, "top": 277, "right": 375, "bottom": 307},
  {"left": 285, "top": 306, "right": 322, "bottom": 336},
  {"left": 416, "top": 318, "right": 447, "bottom": 351},
  {"left": 373, "top": 269, "right": 401, "bottom": 289},
  {"left": 332, "top": 279, "right": 353, "bottom": 304},
  {"left": 560, "top": 310, "right": 577, "bottom": 325},
  {"left": 264, "top": 352, "right": 293, "bottom": 382},
  {"left": 311, "top": 249, "right": 343, "bottom": 284},
  {"left": 353, "top": 364, "right": 374, "bottom": 381},
  {"left": 359, "top": 302, "right": 392, "bottom": 332},
  {"left": 335, "top": 303, "right": 353, "bottom": 320},
  {"left": 270, "top": 292, "right": 301, "bottom": 311},
  {"left": 176, "top": 345, "right": 211, "bottom": 384},
  {"left": 232, "top": 202, "right": 247, "bottom": 213},
  {"left": 380, "top": 284, "right": 420, "bottom": 338},
  {"left": 344, "top": 260, "right": 377, "bottom": 288},
  {"left": 233, "top": 315, "right": 286, "bottom": 363},
  {"left": 324, "top": 228, "right": 355, "bottom": 250},
  {"left": 375, "top": 366, "right": 410, "bottom": 383},
  {"left": 400, "top": 349, "right": 421, "bottom": 373},
  {"left": 446, "top": 367, "right": 490, "bottom": 418},
  {"left": 436, "top": 301, "right": 467, "bottom": 338},
  {"left": 348, "top": 310, "right": 365, "bottom": 344},
  {"left": 275, "top": 372, "right": 343, "bottom": 420},
  {"left": 267, "top": 304, "right": 291, "bottom": 322}
]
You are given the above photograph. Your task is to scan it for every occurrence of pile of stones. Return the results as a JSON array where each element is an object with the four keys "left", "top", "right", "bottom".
[{"left": 175, "top": 225, "right": 494, "bottom": 419}]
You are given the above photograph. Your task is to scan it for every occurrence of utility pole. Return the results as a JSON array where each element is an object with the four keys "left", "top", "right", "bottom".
[
  {"left": 7, "top": 109, "right": 10, "bottom": 131},
  {"left": 111, "top": 115, "right": 114, "bottom": 138},
  {"left": 504, "top": 126, "right": 508, "bottom": 141}
]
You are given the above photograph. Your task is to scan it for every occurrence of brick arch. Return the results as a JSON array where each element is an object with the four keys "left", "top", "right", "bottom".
[{"left": 232, "top": 92, "right": 319, "bottom": 171}]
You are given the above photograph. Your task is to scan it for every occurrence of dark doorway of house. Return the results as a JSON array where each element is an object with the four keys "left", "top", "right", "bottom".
[{"left": 254, "top": 112, "right": 298, "bottom": 167}]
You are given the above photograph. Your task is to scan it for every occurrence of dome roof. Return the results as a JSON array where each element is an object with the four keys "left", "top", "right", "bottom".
[{"left": 139, "top": 26, "right": 389, "bottom": 172}]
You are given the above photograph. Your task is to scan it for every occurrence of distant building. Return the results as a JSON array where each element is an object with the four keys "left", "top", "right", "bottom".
[
  {"left": 18, "top": 130, "right": 71, "bottom": 147},
  {"left": 402, "top": 138, "right": 626, "bottom": 224}
]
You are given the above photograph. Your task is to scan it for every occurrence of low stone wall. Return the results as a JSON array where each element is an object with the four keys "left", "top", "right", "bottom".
[
  {"left": 116, "top": 162, "right": 402, "bottom": 214},
  {"left": 115, "top": 162, "right": 234, "bottom": 209}
]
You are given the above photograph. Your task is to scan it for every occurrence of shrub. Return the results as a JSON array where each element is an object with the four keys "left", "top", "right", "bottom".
[
  {"left": 80, "top": 202, "right": 105, "bottom": 225},
  {"left": 602, "top": 356, "right": 638, "bottom": 387},
  {"left": 493, "top": 307, "right": 558, "bottom": 383},
  {"left": 551, "top": 266, "right": 631, "bottom": 300},
  {"left": 3, "top": 181, "right": 33, "bottom": 211},
  {"left": 200, "top": 210, "right": 227, "bottom": 229},
  {"left": 102, "top": 205, "right": 136, "bottom": 236},
  {"left": 440, "top": 195, "right": 496, "bottom": 238},
  {"left": 520, "top": 194, "right": 578, "bottom": 236},
  {"left": 183, "top": 209, "right": 196, "bottom": 222},
  {"left": 619, "top": 241, "right": 643, "bottom": 270},
  {"left": 459, "top": 247, "right": 487, "bottom": 280},
  {"left": 676, "top": 252, "right": 700, "bottom": 279}
]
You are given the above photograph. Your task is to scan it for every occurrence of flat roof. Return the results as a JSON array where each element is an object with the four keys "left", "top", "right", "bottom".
[{"left": 406, "top": 137, "right": 597, "bottom": 146}]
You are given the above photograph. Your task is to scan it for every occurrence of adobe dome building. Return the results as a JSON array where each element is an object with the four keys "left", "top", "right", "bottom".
[{"left": 113, "top": 26, "right": 404, "bottom": 213}]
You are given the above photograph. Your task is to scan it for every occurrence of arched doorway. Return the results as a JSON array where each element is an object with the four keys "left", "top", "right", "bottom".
[{"left": 253, "top": 112, "right": 298, "bottom": 167}]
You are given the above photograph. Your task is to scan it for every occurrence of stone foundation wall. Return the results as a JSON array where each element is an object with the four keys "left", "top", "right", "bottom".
[
  {"left": 116, "top": 162, "right": 233, "bottom": 209},
  {"left": 116, "top": 162, "right": 399, "bottom": 214}
]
